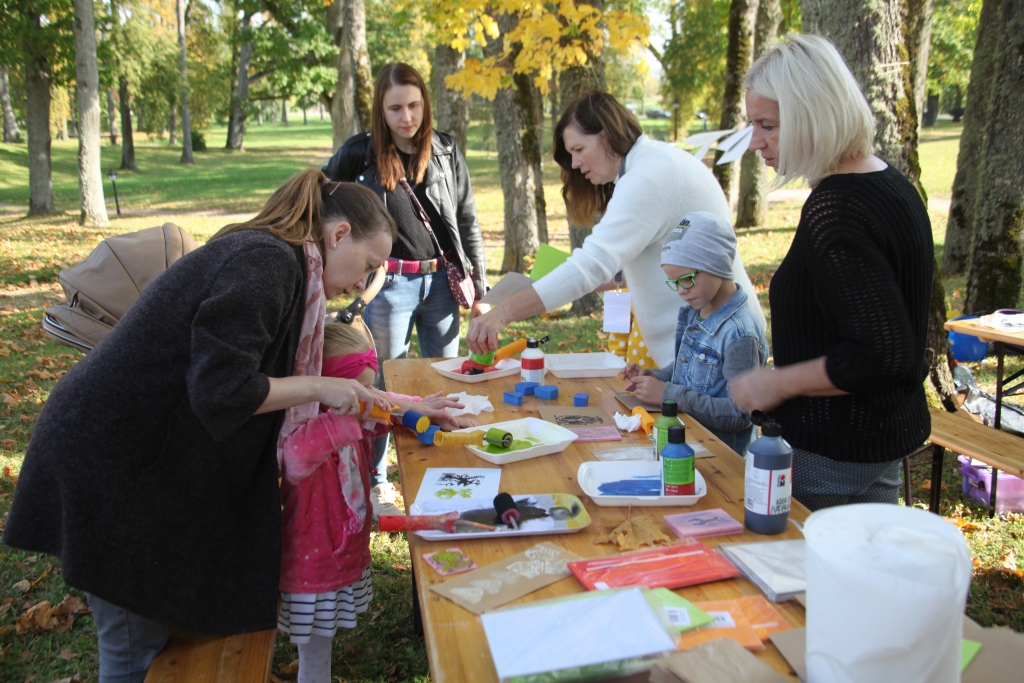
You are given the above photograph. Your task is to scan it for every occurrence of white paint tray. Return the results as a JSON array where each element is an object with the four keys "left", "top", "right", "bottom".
[
  {"left": 545, "top": 352, "right": 626, "bottom": 378},
  {"left": 577, "top": 460, "right": 707, "bottom": 506},
  {"left": 408, "top": 493, "right": 592, "bottom": 540},
  {"left": 457, "top": 417, "right": 578, "bottom": 465},
  {"left": 431, "top": 357, "right": 520, "bottom": 383}
]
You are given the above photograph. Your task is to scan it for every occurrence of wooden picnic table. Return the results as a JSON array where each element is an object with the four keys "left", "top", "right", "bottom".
[
  {"left": 384, "top": 358, "right": 809, "bottom": 683},
  {"left": 944, "top": 318, "right": 1024, "bottom": 431}
]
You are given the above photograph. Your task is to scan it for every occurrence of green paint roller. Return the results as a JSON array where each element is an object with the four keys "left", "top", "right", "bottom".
[
  {"left": 464, "top": 338, "right": 528, "bottom": 372},
  {"left": 433, "top": 427, "right": 514, "bottom": 449}
]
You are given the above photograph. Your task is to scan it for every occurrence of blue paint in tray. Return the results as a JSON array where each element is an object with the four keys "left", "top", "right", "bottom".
[{"left": 597, "top": 475, "right": 662, "bottom": 496}]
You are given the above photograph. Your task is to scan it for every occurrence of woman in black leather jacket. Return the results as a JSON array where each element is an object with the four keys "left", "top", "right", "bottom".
[{"left": 322, "top": 63, "right": 487, "bottom": 512}]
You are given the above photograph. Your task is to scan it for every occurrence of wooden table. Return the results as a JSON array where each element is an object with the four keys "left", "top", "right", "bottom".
[
  {"left": 384, "top": 359, "right": 809, "bottom": 683},
  {"left": 944, "top": 318, "right": 1024, "bottom": 511}
]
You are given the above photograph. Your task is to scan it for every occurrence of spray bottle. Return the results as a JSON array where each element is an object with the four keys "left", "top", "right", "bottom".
[{"left": 744, "top": 411, "right": 793, "bottom": 534}]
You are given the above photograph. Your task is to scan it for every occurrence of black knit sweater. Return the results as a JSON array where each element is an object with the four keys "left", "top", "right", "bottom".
[{"left": 769, "top": 165, "right": 933, "bottom": 463}]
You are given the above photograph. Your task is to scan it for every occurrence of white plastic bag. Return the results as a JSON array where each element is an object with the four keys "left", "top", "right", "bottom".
[{"left": 804, "top": 504, "right": 972, "bottom": 683}]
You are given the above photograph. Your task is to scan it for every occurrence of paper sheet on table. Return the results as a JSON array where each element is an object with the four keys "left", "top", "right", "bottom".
[
  {"left": 719, "top": 540, "right": 806, "bottom": 602},
  {"left": 650, "top": 637, "right": 790, "bottom": 683},
  {"left": 644, "top": 587, "right": 712, "bottom": 634},
  {"left": 479, "top": 272, "right": 534, "bottom": 306},
  {"left": 481, "top": 587, "right": 676, "bottom": 680},
  {"left": 529, "top": 243, "right": 571, "bottom": 281},
  {"left": 411, "top": 467, "right": 501, "bottom": 514}
]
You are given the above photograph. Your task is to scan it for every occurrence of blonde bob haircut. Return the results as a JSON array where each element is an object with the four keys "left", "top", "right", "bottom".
[
  {"left": 322, "top": 318, "right": 374, "bottom": 359},
  {"left": 743, "top": 33, "right": 875, "bottom": 187}
]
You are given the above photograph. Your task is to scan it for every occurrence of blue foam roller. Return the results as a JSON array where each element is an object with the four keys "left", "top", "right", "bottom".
[
  {"left": 515, "top": 381, "right": 540, "bottom": 396},
  {"left": 503, "top": 391, "right": 525, "bottom": 406},
  {"left": 401, "top": 409, "right": 429, "bottom": 433},
  {"left": 534, "top": 385, "right": 559, "bottom": 400},
  {"left": 574, "top": 393, "right": 589, "bottom": 407},
  {"left": 418, "top": 425, "right": 440, "bottom": 445}
]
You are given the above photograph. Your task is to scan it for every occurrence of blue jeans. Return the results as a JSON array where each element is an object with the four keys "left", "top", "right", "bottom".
[
  {"left": 364, "top": 272, "right": 461, "bottom": 485},
  {"left": 87, "top": 593, "right": 170, "bottom": 683}
]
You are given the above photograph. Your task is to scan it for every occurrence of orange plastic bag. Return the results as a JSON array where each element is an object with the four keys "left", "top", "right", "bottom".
[
  {"left": 675, "top": 599, "right": 764, "bottom": 651},
  {"left": 735, "top": 595, "right": 793, "bottom": 642}
]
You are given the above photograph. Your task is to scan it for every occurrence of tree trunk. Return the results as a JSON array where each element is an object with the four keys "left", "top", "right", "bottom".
[
  {"left": 302, "top": 106, "right": 307, "bottom": 125},
  {"left": 803, "top": 0, "right": 922, "bottom": 189},
  {"left": 73, "top": 0, "right": 110, "bottom": 227},
  {"left": 346, "top": 0, "right": 372, "bottom": 132},
  {"left": 327, "top": 0, "right": 371, "bottom": 150},
  {"left": 714, "top": 0, "right": 759, "bottom": 210},
  {"left": 169, "top": 107, "right": 177, "bottom": 145},
  {"left": 906, "top": 0, "right": 934, "bottom": 130},
  {"left": 560, "top": 0, "right": 606, "bottom": 316},
  {"left": 941, "top": 0, "right": 1001, "bottom": 274},
  {"left": 119, "top": 76, "right": 137, "bottom": 170},
  {"left": 491, "top": 13, "right": 541, "bottom": 274},
  {"left": 59, "top": 112, "right": 68, "bottom": 141},
  {"left": 226, "top": 13, "right": 252, "bottom": 151},
  {"left": 1, "top": 65, "right": 19, "bottom": 143},
  {"left": 106, "top": 89, "right": 117, "bottom": 145},
  {"left": 736, "top": 0, "right": 781, "bottom": 227},
  {"left": 177, "top": 0, "right": 194, "bottom": 164},
  {"left": 803, "top": 0, "right": 956, "bottom": 405},
  {"left": 528, "top": 75, "right": 548, "bottom": 245},
  {"left": 281, "top": 98, "right": 288, "bottom": 125},
  {"left": 963, "top": 0, "right": 1024, "bottom": 314},
  {"left": 923, "top": 92, "right": 939, "bottom": 127},
  {"left": 25, "top": 11, "right": 56, "bottom": 215},
  {"left": 432, "top": 44, "right": 468, "bottom": 152}
]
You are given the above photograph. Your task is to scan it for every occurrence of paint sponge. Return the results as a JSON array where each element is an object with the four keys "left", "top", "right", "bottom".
[
  {"left": 533, "top": 385, "right": 559, "bottom": 400},
  {"left": 574, "top": 393, "right": 589, "bottom": 407},
  {"left": 503, "top": 391, "right": 525, "bottom": 406},
  {"left": 515, "top": 381, "right": 540, "bottom": 396}
]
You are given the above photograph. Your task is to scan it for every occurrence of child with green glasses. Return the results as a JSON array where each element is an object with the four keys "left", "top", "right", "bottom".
[{"left": 622, "top": 211, "right": 769, "bottom": 455}]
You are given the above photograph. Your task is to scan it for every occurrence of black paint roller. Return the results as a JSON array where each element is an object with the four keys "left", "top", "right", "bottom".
[{"left": 493, "top": 492, "right": 521, "bottom": 530}]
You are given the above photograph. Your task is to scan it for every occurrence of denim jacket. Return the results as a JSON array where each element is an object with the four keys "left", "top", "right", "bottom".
[{"left": 651, "top": 287, "right": 769, "bottom": 455}]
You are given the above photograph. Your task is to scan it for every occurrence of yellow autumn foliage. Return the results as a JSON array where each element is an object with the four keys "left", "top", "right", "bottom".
[{"left": 426, "top": 0, "right": 649, "bottom": 100}]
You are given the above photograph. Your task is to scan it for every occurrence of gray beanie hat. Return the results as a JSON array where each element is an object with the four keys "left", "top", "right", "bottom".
[{"left": 660, "top": 211, "right": 736, "bottom": 279}]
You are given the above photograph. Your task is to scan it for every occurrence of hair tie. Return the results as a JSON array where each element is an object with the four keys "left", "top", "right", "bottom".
[{"left": 321, "top": 176, "right": 331, "bottom": 187}]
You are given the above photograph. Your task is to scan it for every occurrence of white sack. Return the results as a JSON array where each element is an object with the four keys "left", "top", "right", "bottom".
[{"left": 804, "top": 503, "right": 971, "bottom": 683}]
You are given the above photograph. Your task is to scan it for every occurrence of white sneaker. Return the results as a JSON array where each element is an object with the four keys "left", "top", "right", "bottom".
[{"left": 371, "top": 483, "right": 403, "bottom": 519}]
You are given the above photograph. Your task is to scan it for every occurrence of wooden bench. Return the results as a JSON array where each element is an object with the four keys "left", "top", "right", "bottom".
[
  {"left": 143, "top": 629, "right": 277, "bottom": 683},
  {"left": 906, "top": 407, "right": 1024, "bottom": 516}
]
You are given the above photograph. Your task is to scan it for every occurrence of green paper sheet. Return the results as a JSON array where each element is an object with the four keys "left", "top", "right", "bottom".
[
  {"left": 530, "top": 243, "right": 571, "bottom": 281},
  {"left": 962, "top": 638, "right": 982, "bottom": 672},
  {"left": 644, "top": 587, "right": 713, "bottom": 634}
]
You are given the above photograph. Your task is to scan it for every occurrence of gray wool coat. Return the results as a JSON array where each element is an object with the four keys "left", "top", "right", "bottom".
[{"left": 3, "top": 230, "right": 306, "bottom": 634}]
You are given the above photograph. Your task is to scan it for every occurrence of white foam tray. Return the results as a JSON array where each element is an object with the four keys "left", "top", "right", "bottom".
[
  {"left": 577, "top": 460, "right": 707, "bottom": 506},
  {"left": 431, "top": 357, "right": 520, "bottom": 383},
  {"left": 545, "top": 352, "right": 626, "bottom": 378},
  {"left": 456, "top": 417, "right": 578, "bottom": 465}
]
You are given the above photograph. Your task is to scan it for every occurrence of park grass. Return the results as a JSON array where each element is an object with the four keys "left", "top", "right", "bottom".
[{"left": 1, "top": 118, "right": 1023, "bottom": 682}]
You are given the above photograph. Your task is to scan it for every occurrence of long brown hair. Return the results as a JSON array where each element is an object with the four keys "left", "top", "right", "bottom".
[
  {"left": 373, "top": 63, "right": 433, "bottom": 190},
  {"left": 212, "top": 169, "right": 397, "bottom": 251},
  {"left": 554, "top": 91, "right": 643, "bottom": 227}
]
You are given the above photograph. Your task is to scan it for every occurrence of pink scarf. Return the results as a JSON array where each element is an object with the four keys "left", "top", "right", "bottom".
[
  {"left": 276, "top": 241, "right": 326, "bottom": 472},
  {"left": 322, "top": 348, "right": 378, "bottom": 380}
]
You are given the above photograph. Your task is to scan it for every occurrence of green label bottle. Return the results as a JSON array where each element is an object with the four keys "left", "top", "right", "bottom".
[
  {"left": 653, "top": 399, "right": 682, "bottom": 459},
  {"left": 661, "top": 424, "right": 695, "bottom": 495}
]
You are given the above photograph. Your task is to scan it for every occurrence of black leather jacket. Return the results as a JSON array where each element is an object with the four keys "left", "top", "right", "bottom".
[{"left": 322, "top": 131, "right": 487, "bottom": 298}]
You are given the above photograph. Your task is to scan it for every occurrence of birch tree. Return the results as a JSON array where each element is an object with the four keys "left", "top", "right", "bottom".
[
  {"left": 73, "top": 0, "right": 110, "bottom": 226},
  {"left": 1, "top": 65, "right": 20, "bottom": 142},
  {"left": 177, "top": 0, "right": 193, "bottom": 164}
]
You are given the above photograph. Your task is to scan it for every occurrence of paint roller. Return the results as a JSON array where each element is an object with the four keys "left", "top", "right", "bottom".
[
  {"left": 378, "top": 511, "right": 497, "bottom": 533},
  {"left": 493, "top": 492, "right": 520, "bottom": 530},
  {"left": 461, "top": 338, "right": 528, "bottom": 374},
  {"left": 432, "top": 427, "right": 514, "bottom": 449},
  {"left": 632, "top": 407, "right": 655, "bottom": 436},
  {"left": 359, "top": 401, "right": 430, "bottom": 434}
]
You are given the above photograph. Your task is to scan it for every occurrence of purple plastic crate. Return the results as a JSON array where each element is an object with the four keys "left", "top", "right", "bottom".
[{"left": 957, "top": 455, "right": 1024, "bottom": 513}]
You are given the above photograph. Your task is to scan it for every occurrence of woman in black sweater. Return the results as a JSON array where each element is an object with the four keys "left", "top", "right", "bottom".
[{"left": 730, "top": 34, "right": 933, "bottom": 511}]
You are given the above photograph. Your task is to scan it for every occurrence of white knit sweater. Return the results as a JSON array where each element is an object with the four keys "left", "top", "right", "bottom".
[{"left": 533, "top": 136, "right": 765, "bottom": 368}]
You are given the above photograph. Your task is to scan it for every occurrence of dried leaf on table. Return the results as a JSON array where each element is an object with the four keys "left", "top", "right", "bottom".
[{"left": 596, "top": 513, "right": 672, "bottom": 551}]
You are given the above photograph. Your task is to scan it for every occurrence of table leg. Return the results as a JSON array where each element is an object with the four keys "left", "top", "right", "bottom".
[
  {"left": 902, "top": 456, "right": 912, "bottom": 506},
  {"left": 989, "top": 468, "right": 999, "bottom": 519},
  {"left": 929, "top": 445, "right": 945, "bottom": 514},
  {"left": 995, "top": 341, "right": 1004, "bottom": 431},
  {"left": 411, "top": 559, "right": 423, "bottom": 638}
]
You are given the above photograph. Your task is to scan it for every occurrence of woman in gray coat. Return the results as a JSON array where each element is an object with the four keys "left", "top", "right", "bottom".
[{"left": 1, "top": 171, "right": 447, "bottom": 682}]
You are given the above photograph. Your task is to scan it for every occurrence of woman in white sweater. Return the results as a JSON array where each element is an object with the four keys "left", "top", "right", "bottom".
[{"left": 466, "top": 91, "right": 763, "bottom": 367}]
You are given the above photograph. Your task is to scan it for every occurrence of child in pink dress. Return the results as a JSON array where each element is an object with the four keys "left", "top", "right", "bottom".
[{"left": 277, "top": 320, "right": 464, "bottom": 682}]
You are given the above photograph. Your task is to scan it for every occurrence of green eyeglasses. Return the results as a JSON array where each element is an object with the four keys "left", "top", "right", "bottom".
[{"left": 665, "top": 271, "right": 701, "bottom": 291}]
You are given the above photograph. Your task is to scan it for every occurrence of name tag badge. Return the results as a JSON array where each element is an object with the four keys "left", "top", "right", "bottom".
[{"left": 603, "top": 290, "right": 632, "bottom": 333}]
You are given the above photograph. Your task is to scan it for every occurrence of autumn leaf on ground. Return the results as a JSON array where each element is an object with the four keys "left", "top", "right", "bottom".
[
  {"left": 596, "top": 513, "right": 671, "bottom": 551},
  {"left": 53, "top": 594, "right": 90, "bottom": 617},
  {"left": 13, "top": 580, "right": 31, "bottom": 593},
  {"left": 15, "top": 600, "right": 58, "bottom": 633},
  {"left": 276, "top": 659, "right": 300, "bottom": 675},
  {"left": 51, "top": 676, "right": 82, "bottom": 683},
  {"left": 58, "top": 649, "right": 79, "bottom": 661}
]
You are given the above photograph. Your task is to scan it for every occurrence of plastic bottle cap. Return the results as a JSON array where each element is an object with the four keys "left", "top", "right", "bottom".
[
  {"left": 661, "top": 399, "right": 679, "bottom": 417},
  {"left": 761, "top": 421, "right": 782, "bottom": 437},
  {"left": 667, "top": 424, "right": 686, "bottom": 443},
  {"left": 527, "top": 338, "right": 539, "bottom": 348}
]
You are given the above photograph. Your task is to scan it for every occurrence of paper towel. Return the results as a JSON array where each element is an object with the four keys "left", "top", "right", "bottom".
[
  {"left": 445, "top": 392, "right": 494, "bottom": 417},
  {"left": 804, "top": 504, "right": 972, "bottom": 683}
]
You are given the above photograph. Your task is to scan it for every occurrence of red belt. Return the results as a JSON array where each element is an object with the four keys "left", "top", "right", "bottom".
[{"left": 385, "top": 257, "right": 443, "bottom": 275}]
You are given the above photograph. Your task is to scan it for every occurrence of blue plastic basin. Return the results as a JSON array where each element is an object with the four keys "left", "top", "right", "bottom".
[{"left": 948, "top": 315, "right": 989, "bottom": 362}]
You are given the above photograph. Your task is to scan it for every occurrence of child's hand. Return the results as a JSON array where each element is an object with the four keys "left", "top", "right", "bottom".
[
  {"left": 632, "top": 375, "right": 666, "bottom": 404},
  {"left": 453, "top": 416, "right": 479, "bottom": 430},
  {"left": 621, "top": 363, "right": 654, "bottom": 384},
  {"left": 417, "top": 391, "right": 464, "bottom": 414}
]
